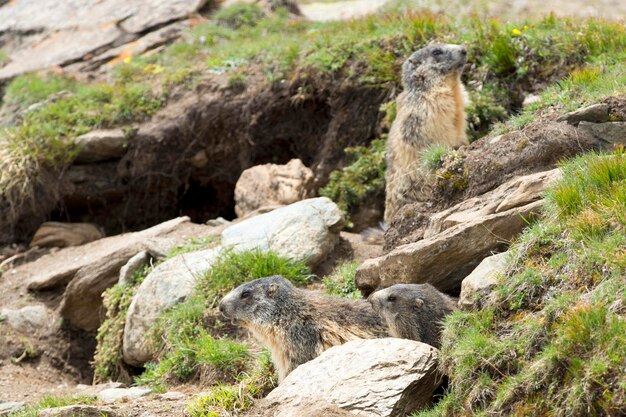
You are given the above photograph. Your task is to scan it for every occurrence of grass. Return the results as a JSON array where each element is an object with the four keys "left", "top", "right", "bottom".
[
  {"left": 136, "top": 249, "right": 311, "bottom": 386},
  {"left": 320, "top": 137, "right": 386, "bottom": 223},
  {"left": 8, "top": 395, "right": 97, "bottom": 417},
  {"left": 421, "top": 144, "right": 451, "bottom": 172},
  {"left": 323, "top": 261, "right": 361, "bottom": 299},
  {"left": 414, "top": 149, "right": 626, "bottom": 416}
]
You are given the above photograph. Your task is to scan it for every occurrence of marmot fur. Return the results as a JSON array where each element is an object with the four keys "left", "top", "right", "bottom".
[
  {"left": 368, "top": 283, "right": 457, "bottom": 349},
  {"left": 384, "top": 44, "right": 469, "bottom": 223},
  {"left": 219, "top": 276, "right": 388, "bottom": 381}
]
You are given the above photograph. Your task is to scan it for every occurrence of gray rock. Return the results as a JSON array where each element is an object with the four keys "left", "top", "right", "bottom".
[
  {"left": 459, "top": 252, "right": 509, "bottom": 309},
  {"left": 0, "top": 401, "right": 25, "bottom": 416},
  {"left": 30, "top": 222, "right": 104, "bottom": 248},
  {"left": 577, "top": 121, "right": 626, "bottom": 146},
  {"left": 118, "top": 251, "right": 151, "bottom": 286},
  {"left": 557, "top": 103, "right": 610, "bottom": 125},
  {"left": 234, "top": 159, "right": 314, "bottom": 218},
  {"left": 74, "top": 129, "right": 128, "bottom": 164},
  {"left": 98, "top": 387, "right": 152, "bottom": 403},
  {"left": 262, "top": 338, "right": 439, "bottom": 417},
  {"left": 357, "top": 200, "right": 544, "bottom": 294},
  {"left": 222, "top": 197, "right": 343, "bottom": 267},
  {"left": 122, "top": 247, "right": 223, "bottom": 366},
  {"left": 39, "top": 405, "right": 121, "bottom": 417},
  {"left": 0, "top": 305, "right": 54, "bottom": 334},
  {"left": 158, "top": 391, "right": 186, "bottom": 401}
]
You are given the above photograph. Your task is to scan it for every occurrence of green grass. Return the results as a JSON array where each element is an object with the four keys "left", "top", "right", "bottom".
[
  {"left": 136, "top": 249, "right": 311, "bottom": 386},
  {"left": 323, "top": 262, "right": 361, "bottom": 299},
  {"left": 414, "top": 150, "right": 626, "bottom": 416},
  {"left": 8, "top": 395, "right": 97, "bottom": 417},
  {"left": 320, "top": 137, "right": 386, "bottom": 223},
  {"left": 92, "top": 267, "right": 148, "bottom": 383},
  {"left": 214, "top": 3, "right": 266, "bottom": 29},
  {"left": 421, "top": 144, "right": 451, "bottom": 172}
]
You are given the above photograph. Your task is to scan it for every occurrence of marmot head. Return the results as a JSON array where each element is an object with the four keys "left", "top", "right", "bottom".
[
  {"left": 402, "top": 44, "right": 467, "bottom": 92},
  {"left": 368, "top": 284, "right": 429, "bottom": 320},
  {"left": 219, "top": 275, "right": 295, "bottom": 328}
]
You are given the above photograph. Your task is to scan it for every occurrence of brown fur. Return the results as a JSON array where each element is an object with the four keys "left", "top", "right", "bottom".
[
  {"left": 369, "top": 283, "right": 457, "bottom": 349},
  {"left": 219, "top": 276, "right": 388, "bottom": 381},
  {"left": 385, "top": 44, "right": 469, "bottom": 224}
]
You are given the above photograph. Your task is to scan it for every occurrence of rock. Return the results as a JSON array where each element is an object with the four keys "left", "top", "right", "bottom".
[
  {"left": 118, "top": 251, "right": 151, "bottom": 286},
  {"left": 299, "top": 0, "right": 390, "bottom": 22},
  {"left": 356, "top": 200, "right": 544, "bottom": 295},
  {"left": 261, "top": 338, "right": 439, "bottom": 417},
  {"left": 75, "top": 382, "right": 125, "bottom": 396},
  {"left": 557, "top": 103, "right": 610, "bottom": 125},
  {"left": 30, "top": 222, "right": 104, "bottom": 248},
  {"left": 0, "top": 0, "right": 205, "bottom": 80},
  {"left": 425, "top": 169, "right": 562, "bottom": 238},
  {"left": 577, "top": 121, "right": 626, "bottom": 146},
  {"left": 39, "top": 405, "right": 121, "bottom": 417},
  {"left": 522, "top": 94, "right": 541, "bottom": 107},
  {"left": 73, "top": 129, "right": 128, "bottom": 163},
  {"left": 222, "top": 197, "right": 343, "bottom": 267},
  {"left": 0, "top": 305, "right": 54, "bottom": 334},
  {"left": 234, "top": 159, "right": 314, "bottom": 218},
  {"left": 123, "top": 247, "right": 223, "bottom": 366},
  {"left": 0, "top": 401, "right": 25, "bottom": 416},
  {"left": 18, "top": 217, "right": 214, "bottom": 331},
  {"left": 98, "top": 387, "right": 152, "bottom": 403},
  {"left": 158, "top": 391, "right": 186, "bottom": 401},
  {"left": 459, "top": 252, "right": 509, "bottom": 309}
]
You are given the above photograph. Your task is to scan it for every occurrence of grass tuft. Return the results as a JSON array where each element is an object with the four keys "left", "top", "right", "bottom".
[
  {"left": 8, "top": 395, "right": 96, "bottom": 417},
  {"left": 323, "top": 262, "right": 360, "bottom": 299}
]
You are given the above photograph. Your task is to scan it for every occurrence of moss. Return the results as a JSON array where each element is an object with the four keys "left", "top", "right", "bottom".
[{"left": 415, "top": 150, "right": 626, "bottom": 416}]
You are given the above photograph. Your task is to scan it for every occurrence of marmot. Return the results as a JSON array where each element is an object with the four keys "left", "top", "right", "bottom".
[
  {"left": 384, "top": 44, "right": 469, "bottom": 223},
  {"left": 219, "top": 276, "right": 388, "bottom": 381},
  {"left": 368, "top": 284, "right": 457, "bottom": 349}
]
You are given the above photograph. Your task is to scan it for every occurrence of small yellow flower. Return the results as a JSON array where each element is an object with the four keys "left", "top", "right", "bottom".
[
  {"left": 123, "top": 56, "right": 132, "bottom": 64},
  {"left": 145, "top": 64, "right": 165, "bottom": 75},
  {"left": 523, "top": 25, "right": 529, "bottom": 31},
  {"left": 512, "top": 28, "right": 522, "bottom": 36}
]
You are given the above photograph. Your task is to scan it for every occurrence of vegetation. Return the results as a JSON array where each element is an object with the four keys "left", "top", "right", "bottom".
[
  {"left": 320, "top": 137, "right": 386, "bottom": 222},
  {"left": 8, "top": 395, "right": 96, "bottom": 417},
  {"left": 415, "top": 149, "right": 626, "bottom": 416},
  {"left": 323, "top": 262, "right": 361, "bottom": 299},
  {"left": 93, "top": 267, "right": 148, "bottom": 383},
  {"left": 421, "top": 144, "right": 451, "bottom": 172}
]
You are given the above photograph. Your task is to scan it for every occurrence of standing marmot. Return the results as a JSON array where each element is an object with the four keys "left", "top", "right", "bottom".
[
  {"left": 368, "top": 284, "right": 457, "bottom": 348},
  {"left": 384, "top": 44, "right": 469, "bottom": 223},
  {"left": 219, "top": 276, "right": 388, "bottom": 381}
]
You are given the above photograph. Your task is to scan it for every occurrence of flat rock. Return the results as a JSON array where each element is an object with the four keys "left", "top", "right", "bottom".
[
  {"left": 157, "top": 391, "right": 186, "bottom": 401},
  {"left": 221, "top": 197, "right": 343, "bottom": 267},
  {"left": 98, "top": 387, "right": 152, "bottom": 403},
  {"left": 261, "top": 338, "right": 439, "bottom": 417},
  {"left": 577, "top": 121, "right": 626, "bottom": 146},
  {"left": 234, "top": 158, "right": 314, "bottom": 218},
  {"left": 30, "top": 222, "right": 104, "bottom": 248},
  {"left": 39, "top": 405, "right": 121, "bottom": 417},
  {"left": 0, "top": 401, "right": 25, "bottom": 416},
  {"left": 73, "top": 129, "right": 128, "bottom": 163},
  {"left": 123, "top": 247, "right": 223, "bottom": 366},
  {"left": 356, "top": 200, "right": 544, "bottom": 295},
  {"left": 459, "top": 252, "right": 509, "bottom": 309},
  {"left": 0, "top": 305, "right": 54, "bottom": 334},
  {"left": 557, "top": 103, "right": 610, "bottom": 125}
]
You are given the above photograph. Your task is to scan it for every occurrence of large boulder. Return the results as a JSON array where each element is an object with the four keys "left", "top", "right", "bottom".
[
  {"left": 259, "top": 338, "right": 440, "bottom": 417},
  {"left": 222, "top": 197, "right": 343, "bottom": 267},
  {"left": 357, "top": 169, "right": 561, "bottom": 295},
  {"left": 234, "top": 159, "right": 314, "bottom": 218},
  {"left": 122, "top": 247, "right": 223, "bottom": 366},
  {"left": 459, "top": 252, "right": 509, "bottom": 309},
  {"left": 16, "top": 217, "right": 214, "bottom": 331},
  {"left": 29, "top": 222, "right": 104, "bottom": 248}
]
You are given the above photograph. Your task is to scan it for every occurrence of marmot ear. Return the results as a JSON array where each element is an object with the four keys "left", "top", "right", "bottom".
[
  {"left": 267, "top": 283, "right": 279, "bottom": 297},
  {"left": 414, "top": 298, "right": 424, "bottom": 309}
]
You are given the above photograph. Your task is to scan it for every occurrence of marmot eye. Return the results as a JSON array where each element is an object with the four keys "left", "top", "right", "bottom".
[
  {"left": 241, "top": 290, "right": 251, "bottom": 299},
  {"left": 432, "top": 49, "right": 443, "bottom": 56},
  {"left": 387, "top": 295, "right": 397, "bottom": 302}
]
